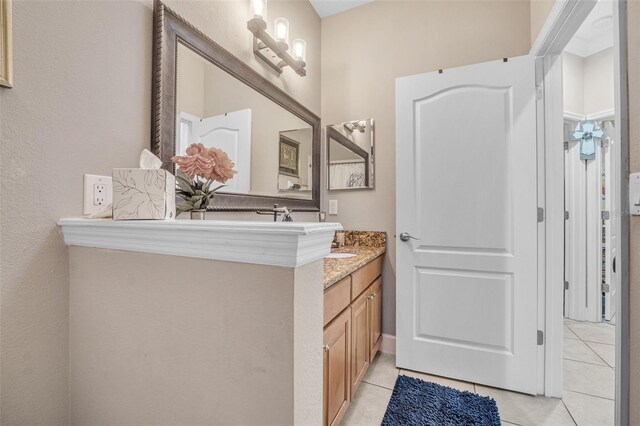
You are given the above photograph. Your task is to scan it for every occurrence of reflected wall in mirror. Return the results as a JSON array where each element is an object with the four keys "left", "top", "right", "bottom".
[
  {"left": 151, "top": 1, "right": 320, "bottom": 211},
  {"left": 176, "top": 43, "right": 313, "bottom": 200},
  {"left": 327, "top": 119, "right": 375, "bottom": 190},
  {"left": 278, "top": 128, "right": 313, "bottom": 194}
]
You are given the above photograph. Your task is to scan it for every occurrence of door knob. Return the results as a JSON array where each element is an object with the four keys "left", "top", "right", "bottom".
[{"left": 399, "top": 232, "right": 419, "bottom": 242}]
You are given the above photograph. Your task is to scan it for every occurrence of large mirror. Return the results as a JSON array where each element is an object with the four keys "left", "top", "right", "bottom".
[
  {"left": 151, "top": 1, "right": 320, "bottom": 211},
  {"left": 327, "top": 119, "right": 375, "bottom": 190}
]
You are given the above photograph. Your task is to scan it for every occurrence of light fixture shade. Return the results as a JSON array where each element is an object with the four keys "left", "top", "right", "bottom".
[
  {"left": 274, "top": 17, "right": 289, "bottom": 45},
  {"left": 292, "top": 39, "right": 306, "bottom": 62},
  {"left": 249, "top": 0, "right": 267, "bottom": 20}
]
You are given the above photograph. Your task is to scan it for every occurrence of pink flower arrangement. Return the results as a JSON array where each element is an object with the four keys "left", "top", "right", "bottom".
[
  {"left": 171, "top": 143, "right": 237, "bottom": 214},
  {"left": 171, "top": 143, "right": 236, "bottom": 183}
]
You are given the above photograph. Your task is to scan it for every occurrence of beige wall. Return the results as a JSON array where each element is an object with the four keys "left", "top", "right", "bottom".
[
  {"left": 583, "top": 47, "right": 615, "bottom": 116},
  {"left": 562, "top": 51, "right": 585, "bottom": 116},
  {"left": 177, "top": 48, "right": 205, "bottom": 118},
  {"left": 0, "top": 0, "right": 320, "bottom": 423},
  {"left": 321, "top": 0, "right": 531, "bottom": 334},
  {"left": 1, "top": 2, "right": 152, "bottom": 422},
  {"left": 530, "top": 0, "right": 555, "bottom": 44},
  {"left": 68, "top": 247, "right": 322, "bottom": 424},
  {"left": 627, "top": 1, "right": 639, "bottom": 422},
  {"left": 562, "top": 48, "right": 614, "bottom": 117}
]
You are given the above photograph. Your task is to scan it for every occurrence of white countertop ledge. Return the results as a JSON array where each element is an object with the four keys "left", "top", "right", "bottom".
[{"left": 58, "top": 218, "right": 342, "bottom": 267}]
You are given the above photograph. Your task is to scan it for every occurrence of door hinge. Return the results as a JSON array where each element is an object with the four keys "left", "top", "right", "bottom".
[
  {"left": 565, "top": 211, "right": 569, "bottom": 220},
  {"left": 564, "top": 140, "right": 570, "bottom": 150},
  {"left": 536, "top": 85, "right": 543, "bottom": 100},
  {"left": 564, "top": 281, "right": 569, "bottom": 290},
  {"left": 602, "top": 210, "right": 610, "bottom": 220},
  {"left": 537, "top": 330, "right": 544, "bottom": 346},
  {"left": 602, "top": 283, "right": 610, "bottom": 293},
  {"left": 537, "top": 207, "right": 544, "bottom": 223}
]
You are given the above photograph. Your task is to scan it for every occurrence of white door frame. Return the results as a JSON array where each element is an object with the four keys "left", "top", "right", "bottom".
[{"left": 531, "top": 0, "right": 629, "bottom": 423}]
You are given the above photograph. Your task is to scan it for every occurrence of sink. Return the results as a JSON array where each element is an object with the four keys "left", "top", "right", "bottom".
[{"left": 325, "top": 252, "right": 356, "bottom": 259}]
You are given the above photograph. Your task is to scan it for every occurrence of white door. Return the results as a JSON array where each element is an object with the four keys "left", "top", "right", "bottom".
[
  {"left": 563, "top": 120, "right": 580, "bottom": 318},
  {"left": 564, "top": 119, "right": 616, "bottom": 323},
  {"left": 564, "top": 120, "right": 589, "bottom": 321},
  {"left": 602, "top": 120, "right": 618, "bottom": 323},
  {"left": 178, "top": 109, "right": 252, "bottom": 193},
  {"left": 564, "top": 121, "right": 602, "bottom": 323},
  {"left": 396, "top": 55, "right": 539, "bottom": 394}
]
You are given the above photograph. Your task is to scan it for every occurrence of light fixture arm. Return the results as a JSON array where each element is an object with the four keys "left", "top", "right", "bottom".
[{"left": 247, "top": 17, "right": 306, "bottom": 77}]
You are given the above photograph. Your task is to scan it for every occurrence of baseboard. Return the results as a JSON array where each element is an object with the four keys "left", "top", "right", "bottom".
[{"left": 380, "top": 333, "right": 396, "bottom": 355}]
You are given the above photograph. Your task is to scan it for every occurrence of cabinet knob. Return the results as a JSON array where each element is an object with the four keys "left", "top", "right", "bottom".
[{"left": 323, "top": 344, "right": 330, "bottom": 352}]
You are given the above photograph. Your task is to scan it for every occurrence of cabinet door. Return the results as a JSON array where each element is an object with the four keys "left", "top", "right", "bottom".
[
  {"left": 368, "top": 278, "right": 382, "bottom": 360},
  {"left": 324, "top": 309, "right": 351, "bottom": 426},
  {"left": 351, "top": 291, "right": 369, "bottom": 393}
]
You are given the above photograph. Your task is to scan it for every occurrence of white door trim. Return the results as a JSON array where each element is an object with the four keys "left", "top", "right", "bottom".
[
  {"left": 612, "top": 2, "right": 630, "bottom": 424},
  {"left": 537, "top": 53, "right": 565, "bottom": 397},
  {"left": 532, "top": 1, "right": 630, "bottom": 423},
  {"left": 530, "top": 0, "right": 598, "bottom": 57}
]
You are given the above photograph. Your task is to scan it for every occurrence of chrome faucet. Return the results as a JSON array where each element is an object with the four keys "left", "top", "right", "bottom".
[
  {"left": 281, "top": 207, "right": 293, "bottom": 222},
  {"left": 256, "top": 204, "right": 294, "bottom": 222}
]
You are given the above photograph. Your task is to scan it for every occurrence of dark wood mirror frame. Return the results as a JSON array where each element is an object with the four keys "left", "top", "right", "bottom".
[
  {"left": 151, "top": 0, "right": 321, "bottom": 211},
  {"left": 326, "top": 125, "right": 372, "bottom": 189},
  {"left": 326, "top": 120, "right": 375, "bottom": 191}
]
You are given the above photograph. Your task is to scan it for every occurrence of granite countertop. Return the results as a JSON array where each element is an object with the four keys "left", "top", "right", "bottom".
[{"left": 323, "top": 246, "right": 386, "bottom": 290}]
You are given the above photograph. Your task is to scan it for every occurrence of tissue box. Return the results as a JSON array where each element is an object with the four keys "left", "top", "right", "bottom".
[{"left": 112, "top": 169, "right": 175, "bottom": 220}]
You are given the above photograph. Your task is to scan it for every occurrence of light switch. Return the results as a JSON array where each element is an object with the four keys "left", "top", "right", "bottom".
[
  {"left": 328, "top": 200, "right": 338, "bottom": 215},
  {"left": 630, "top": 173, "right": 640, "bottom": 215}
]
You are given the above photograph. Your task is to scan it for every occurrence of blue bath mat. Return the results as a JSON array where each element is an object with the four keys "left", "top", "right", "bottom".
[{"left": 381, "top": 374, "right": 501, "bottom": 426}]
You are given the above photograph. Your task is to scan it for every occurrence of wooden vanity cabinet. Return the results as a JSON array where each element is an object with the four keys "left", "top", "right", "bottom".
[
  {"left": 368, "top": 278, "right": 382, "bottom": 360},
  {"left": 350, "top": 291, "right": 370, "bottom": 393},
  {"left": 323, "top": 255, "right": 383, "bottom": 426},
  {"left": 323, "top": 308, "right": 351, "bottom": 426}
]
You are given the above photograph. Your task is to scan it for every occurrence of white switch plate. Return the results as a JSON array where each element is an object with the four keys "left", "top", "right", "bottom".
[
  {"left": 328, "top": 199, "right": 338, "bottom": 215},
  {"left": 83, "top": 174, "right": 113, "bottom": 215},
  {"left": 630, "top": 173, "right": 640, "bottom": 215}
]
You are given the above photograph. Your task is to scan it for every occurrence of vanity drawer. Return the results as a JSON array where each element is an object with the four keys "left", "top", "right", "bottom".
[
  {"left": 324, "top": 276, "right": 352, "bottom": 327},
  {"left": 351, "top": 255, "right": 383, "bottom": 299}
]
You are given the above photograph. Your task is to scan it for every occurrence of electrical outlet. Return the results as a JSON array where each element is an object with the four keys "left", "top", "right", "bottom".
[
  {"left": 94, "top": 184, "right": 108, "bottom": 206},
  {"left": 328, "top": 199, "right": 338, "bottom": 215},
  {"left": 84, "top": 174, "right": 113, "bottom": 215}
]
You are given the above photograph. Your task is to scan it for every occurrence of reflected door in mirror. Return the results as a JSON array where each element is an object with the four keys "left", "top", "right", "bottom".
[
  {"left": 176, "top": 42, "right": 314, "bottom": 201},
  {"left": 178, "top": 109, "right": 252, "bottom": 193}
]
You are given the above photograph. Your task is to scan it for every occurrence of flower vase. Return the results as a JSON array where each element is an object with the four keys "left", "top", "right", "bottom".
[{"left": 190, "top": 209, "right": 206, "bottom": 220}]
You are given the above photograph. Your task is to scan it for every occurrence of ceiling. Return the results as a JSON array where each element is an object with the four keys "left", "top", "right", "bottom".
[
  {"left": 564, "top": 0, "right": 614, "bottom": 57},
  {"left": 309, "top": 0, "right": 374, "bottom": 18}
]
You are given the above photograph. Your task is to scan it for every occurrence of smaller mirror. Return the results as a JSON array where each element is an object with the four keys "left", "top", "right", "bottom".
[{"left": 327, "top": 119, "right": 375, "bottom": 190}]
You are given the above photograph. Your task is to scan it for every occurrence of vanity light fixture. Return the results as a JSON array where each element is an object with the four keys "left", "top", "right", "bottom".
[
  {"left": 344, "top": 120, "right": 366, "bottom": 133},
  {"left": 274, "top": 18, "right": 289, "bottom": 45},
  {"left": 292, "top": 39, "right": 306, "bottom": 62},
  {"left": 249, "top": 0, "right": 267, "bottom": 20},
  {"left": 247, "top": 0, "right": 306, "bottom": 77}
]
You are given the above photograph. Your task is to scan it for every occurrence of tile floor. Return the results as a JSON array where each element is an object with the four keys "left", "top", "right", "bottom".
[{"left": 342, "top": 319, "right": 615, "bottom": 426}]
